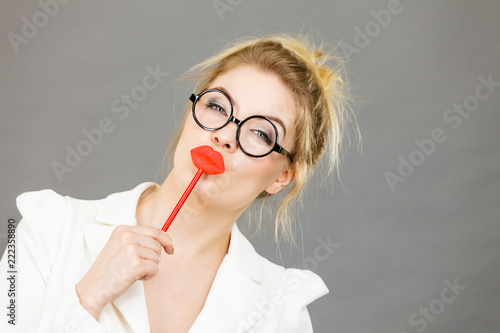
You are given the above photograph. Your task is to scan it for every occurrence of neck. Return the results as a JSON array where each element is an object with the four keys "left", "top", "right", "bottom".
[{"left": 136, "top": 171, "right": 242, "bottom": 261}]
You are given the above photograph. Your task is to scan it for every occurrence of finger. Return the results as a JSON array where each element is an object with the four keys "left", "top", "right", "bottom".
[
  {"left": 128, "top": 225, "right": 166, "bottom": 239},
  {"left": 135, "top": 226, "right": 174, "bottom": 255},
  {"left": 126, "top": 234, "right": 163, "bottom": 255},
  {"left": 130, "top": 258, "right": 160, "bottom": 281},
  {"left": 157, "top": 232, "right": 174, "bottom": 255},
  {"left": 130, "top": 244, "right": 162, "bottom": 264},
  {"left": 117, "top": 226, "right": 173, "bottom": 255}
]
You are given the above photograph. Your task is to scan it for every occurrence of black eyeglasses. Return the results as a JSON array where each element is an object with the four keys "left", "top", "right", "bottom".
[{"left": 189, "top": 88, "right": 294, "bottom": 161}]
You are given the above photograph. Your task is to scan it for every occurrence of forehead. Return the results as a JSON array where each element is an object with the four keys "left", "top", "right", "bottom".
[{"left": 209, "top": 65, "right": 297, "bottom": 129}]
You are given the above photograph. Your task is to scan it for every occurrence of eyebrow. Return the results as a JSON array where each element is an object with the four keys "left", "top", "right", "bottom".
[
  {"left": 212, "top": 86, "right": 288, "bottom": 138},
  {"left": 264, "top": 115, "right": 287, "bottom": 138}
]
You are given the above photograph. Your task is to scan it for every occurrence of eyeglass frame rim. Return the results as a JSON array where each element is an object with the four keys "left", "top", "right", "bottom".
[{"left": 189, "top": 88, "right": 294, "bottom": 161}]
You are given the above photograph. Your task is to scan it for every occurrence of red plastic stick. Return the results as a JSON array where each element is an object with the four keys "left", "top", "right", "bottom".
[{"left": 162, "top": 146, "right": 224, "bottom": 232}]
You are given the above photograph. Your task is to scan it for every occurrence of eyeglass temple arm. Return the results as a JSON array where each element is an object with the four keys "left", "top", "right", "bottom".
[{"left": 276, "top": 145, "right": 294, "bottom": 161}]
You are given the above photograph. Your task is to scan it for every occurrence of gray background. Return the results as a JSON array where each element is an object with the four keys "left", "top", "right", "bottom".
[{"left": 1, "top": 0, "right": 499, "bottom": 332}]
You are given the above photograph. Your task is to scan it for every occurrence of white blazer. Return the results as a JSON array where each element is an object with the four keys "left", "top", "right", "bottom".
[{"left": 0, "top": 182, "right": 328, "bottom": 332}]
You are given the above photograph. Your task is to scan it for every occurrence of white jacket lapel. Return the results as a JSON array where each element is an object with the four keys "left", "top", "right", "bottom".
[{"left": 188, "top": 223, "right": 270, "bottom": 332}]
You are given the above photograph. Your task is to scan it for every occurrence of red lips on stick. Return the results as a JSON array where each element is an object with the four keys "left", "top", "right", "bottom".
[{"left": 161, "top": 145, "right": 225, "bottom": 232}]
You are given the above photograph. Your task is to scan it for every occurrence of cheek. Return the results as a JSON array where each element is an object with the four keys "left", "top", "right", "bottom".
[
  {"left": 192, "top": 159, "right": 253, "bottom": 203},
  {"left": 175, "top": 120, "right": 209, "bottom": 160},
  {"left": 227, "top": 159, "right": 283, "bottom": 195},
  {"left": 173, "top": 127, "right": 208, "bottom": 182},
  {"left": 179, "top": 117, "right": 203, "bottom": 143}
]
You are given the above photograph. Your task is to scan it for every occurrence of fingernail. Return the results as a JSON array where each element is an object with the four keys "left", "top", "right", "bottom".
[{"left": 170, "top": 246, "right": 174, "bottom": 255}]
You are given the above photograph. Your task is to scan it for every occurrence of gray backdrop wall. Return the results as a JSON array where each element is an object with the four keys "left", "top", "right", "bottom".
[{"left": 1, "top": 0, "right": 499, "bottom": 332}]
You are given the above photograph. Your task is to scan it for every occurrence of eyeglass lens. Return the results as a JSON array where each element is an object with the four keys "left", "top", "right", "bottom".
[{"left": 194, "top": 91, "right": 278, "bottom": 156}]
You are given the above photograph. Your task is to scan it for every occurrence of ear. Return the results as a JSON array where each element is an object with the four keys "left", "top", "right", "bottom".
[{"left": 265, "top": 165, "right": 296, "bottom": 195}]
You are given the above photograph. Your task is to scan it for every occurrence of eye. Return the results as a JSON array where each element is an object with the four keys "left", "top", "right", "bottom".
[
  {"left": 251, "top": 129, "right": 273, "bottom": 145},
  {"left": 208, "top": 103, "right": 228, "bottom": 116}
]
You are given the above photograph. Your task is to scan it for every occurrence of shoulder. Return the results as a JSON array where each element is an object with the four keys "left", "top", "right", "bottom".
[
  {"left": 16, "top": 188, "right": 69, "bottom": 221},
  {"left": 251, "top": 246, "right": 329, "bottom": 332},
  {"left": 15, "top": 188, "right": 105, "bottom": 231},
  {"left": 15, "top": 182, "right": 158, "bottom": 227},
  {"left": 14, "top": 187, "right": 110, "bottom": 248},
  {"left": 258, "top": 254, "right": 329, "bottom": 304},
  {"left": 229, "top": 224, "right": 329, "bottom": 305},
  {"left": 13, "top": 189, "right": 73, "bottom": 270}
]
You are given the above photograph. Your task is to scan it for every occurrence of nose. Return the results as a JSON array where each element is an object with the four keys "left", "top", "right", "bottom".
[{"left": 211, "top": 122, "right": 238, "bottom": 153}]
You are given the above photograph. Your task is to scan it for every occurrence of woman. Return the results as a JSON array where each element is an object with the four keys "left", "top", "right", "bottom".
[{"left": 1, "top": 34, "right": 358, "bottom": 332}]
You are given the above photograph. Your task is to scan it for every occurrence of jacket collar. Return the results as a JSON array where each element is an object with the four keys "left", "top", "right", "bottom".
[{"left": 93, "top": 182, "right": 264, "bottom": 282}]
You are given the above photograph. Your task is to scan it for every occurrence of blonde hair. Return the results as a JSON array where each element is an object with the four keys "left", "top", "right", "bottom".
[{"left": 161, "top": 34, "right": 361, "bottom": 246}]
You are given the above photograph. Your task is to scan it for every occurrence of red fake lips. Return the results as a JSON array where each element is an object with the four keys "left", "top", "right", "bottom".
[{"left": 190, "top": 146, "right": 225, "bottom": 175}]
